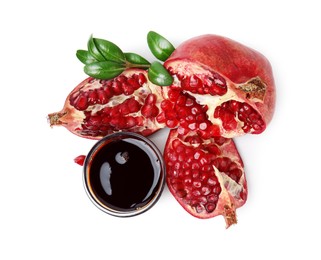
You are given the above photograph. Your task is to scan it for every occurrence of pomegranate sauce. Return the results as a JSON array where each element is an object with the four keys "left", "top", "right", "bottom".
[{"left": 84, "top": 133, "right": 164, "bottom": 216}]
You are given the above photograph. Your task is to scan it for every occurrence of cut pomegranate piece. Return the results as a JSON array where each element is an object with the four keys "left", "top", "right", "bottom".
[
  {"left": 48, "top": 69, "right": 166, "bottom": 139},
  {"left": 164, "top": 129, "right": 247, "bottom": 228},
  {"left": 163, "top": 34, "right": 276, "bottom": 138}
]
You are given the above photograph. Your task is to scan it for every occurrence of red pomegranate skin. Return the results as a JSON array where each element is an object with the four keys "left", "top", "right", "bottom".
[{"left": 164, "top": 34, "right": 276, "bottom": 135}]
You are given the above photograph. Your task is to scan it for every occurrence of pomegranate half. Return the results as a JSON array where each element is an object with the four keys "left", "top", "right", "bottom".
[
  {"left": 48, "top": 69, "right": 165, "bottom": 139},
  {"left": 162, "top": 34, "right": 276, "bottom": 138}
]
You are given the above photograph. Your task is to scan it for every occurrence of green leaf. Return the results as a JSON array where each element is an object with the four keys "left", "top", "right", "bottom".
[
  {"left": 147, "top": 31, "right": 175, "bottom": 61},
  {"left": 87, "top": 35, "right": 106, "bottom": 62},
  {"left": 124, "top": 52, "right": 150, "bottom": 66},
  {"left": 148, "top": 61, "right": 173, "bottom": 86},
  {"left": 84, "top": 61, "right": 125, "bottom": 79},
  {"left": 76, "top": 50, "right": 97, "bottom": 65},
  {"left": 93, "top": 37, "right": 126, "bottom": 64}
]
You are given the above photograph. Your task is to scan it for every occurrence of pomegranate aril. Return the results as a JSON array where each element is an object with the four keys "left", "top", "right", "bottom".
[
  {"left": 160, "top": 100, "right": 173, "bottom": 112},
  {"left": 127, "top": 77, "right": 141, "bottom": 90},
  {"left": 118, "top": 103, "right": 130, "bottom": 115},
  {"left": 103, "top": 87, "right": 113, "bottom": 99},
  {"left": 201, "top": 186, "right": 211, "bottom": 195},
  {"left": 214, "top": 157, "right": 232, "bottom": 172},
  {"left": 116, "top": 75, "right": 126, "bottom": 83},
  {"left": 207, "top": 177, "right": 217, "bottom": 186},
  {"left": 190, "top": 75, "right": 203, "bottom": 88},
  {"left": 205, "top": 203, "right": 216, "bottom": 213},
  {"left": 193, "top": 180, "right": 202, "bottom": 188},
  {"left": 176, "top": 189, "right": 187, "bottom": 198},
  {"left": 168, "top": 88, "right": 181, "bottom": 102},
  {"left": 97, "top": 89, "right": 108, "bottom": 104},
  {"left": 136, "top": 73, "right": 147, "bottom": 85},
  {"left": 87, "top": 116, "right": 101, "bottom": 126},
  {"left": 145, "top": 93, "right": 157, "bottom": 104},
  {"left": 73, "top": 93, "right": 88, "bottom": 110},
  {"left": 135, "top": 116, "right": 144, "bottom": 126},
  {"left": 212, "top": 185, "right": 222, "bottom": 194},
  {"left": 228, "top": 168, "right": 242, "bottom": 183},
  {"left": 176, "top": 95, "right": 187, "bottom": 106},
  {"left": 121, "top": 82, "right": 135, "bottom": 95},
  {"left": 87, "top": 90, "right": 98, "bottom": 105},
  {"left": 74, "top": 155, "right": 86, "bottom": 166},
  {"left": 199, "top": 196, "right": 207, "bottom": 204},
  {"left": 101, "top": 116, "right": 111, "bottom": 125},
  {"left": 111, "top": 81, "right": 123, "bottom": 95},
  {"left": 126, "top": 98, "right": 141, "bottom": 113}
]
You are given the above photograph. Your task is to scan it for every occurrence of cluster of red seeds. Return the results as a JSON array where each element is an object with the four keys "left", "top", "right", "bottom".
[
  {"left": 69, "top": 73, "right": 164, "bottom": 137},
  {"left": 180, "top": 74, "right": 227, "bottom": 96},
  {"left": 166, "top": 135, "right": 244, "bottom": 214},
  {"left": 69, "top": 73, "right": 147, "bottom": 111},
  {"left": 156, "top": 87, "right": 220, "bottom": 138},
  {"left": 214, "top": 100, "right": 265, "bottom": 134}
]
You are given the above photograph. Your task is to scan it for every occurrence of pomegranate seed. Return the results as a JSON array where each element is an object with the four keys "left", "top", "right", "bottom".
[
  {"left": 176, "top": 95, "right": 187, "bottom": 106},
  {"left": 118, "top": 103, "right": 130, "bottom": 115},
  {"left": 87, "top": 90, "right": 98, "bottom": 105},
  {"left": 151, "top": 106, "right": 159, "bottom": 117},
  {"left": 97, "top": 89, "right": 108, "bottom": 104},
  {"left": 190, "top": 75, "right": 203, "bottom": 88},
  {"left": 137, "top": 73, "right": 147, "bottom": 85},
  {"left": 74, "top": 155, "right": 86, "bottom": 166},
  {"left": 127, "top": 77, "right": 141, "bottom": 90},
  {"left": 145, "top": 94, "right": 157, "bottom": 104},
  {"left": 127, "top": 98, "right": 141, "bottom": 113},
  {"left": 116, "top": 75, "right": 127, "bottom": 83},
  {"left": 181, "top": 77, "right": 190, "bottom": 89},
  {"left": 168, "top": 88, "right": 180, "bottom": 102},
  {"left": 121, "top": 82, "right": 134, "bottom": 95},
  {"left": 205, "top": 203, "right": 216, "bottom": 213},
  {"left": 156, "top": 112, "right": 166, "bottom": 123},
  {"left": 111, "top": 81, "right": 123, "bottom": 95},
  {"left": 213, "top": 185, "right": 221, "bottom": 194},
  {"left": 207, "top": 177, "right": 217, "bottom": 186},
  {"left": 74, "top": 94, "right": 88, "bottom": 110},
  {"left": 166, "top": 119, "right": 179, "bottom": 128},
  {"left": 125, "top": 116, "right": 136, "bottom": 128},
  {"left": 160, "top": 101, "right": 173, "bottom": 112},
  {"left": 103, "top": 86, "right": 114, "bottom": 99}
]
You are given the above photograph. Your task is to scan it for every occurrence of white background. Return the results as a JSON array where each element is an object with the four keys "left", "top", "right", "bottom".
[{"left": 1, "top": 0, "right": 320, "bottom": 259}]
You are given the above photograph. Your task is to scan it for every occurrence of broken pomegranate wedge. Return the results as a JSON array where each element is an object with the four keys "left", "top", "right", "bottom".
[
  {"left": 164, "top": 129, "right": 247, "bottom": 228},
  {"left": 48, "top": 69, "right": 165, "bottom": 139},
  {"left": 163, "top": 34, "right": 276, "bottom": 138}
]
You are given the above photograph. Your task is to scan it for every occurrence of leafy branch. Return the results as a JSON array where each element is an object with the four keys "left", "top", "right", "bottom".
[{"left": 76, "top": 31, "right": 175, "bottom": 86}]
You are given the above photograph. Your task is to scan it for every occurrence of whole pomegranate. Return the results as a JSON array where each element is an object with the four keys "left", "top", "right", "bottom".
[{"left": 48, "top": 69, "right": 165, "bottom": 139}]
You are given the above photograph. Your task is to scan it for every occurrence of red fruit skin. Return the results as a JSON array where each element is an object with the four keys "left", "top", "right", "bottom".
[{"left": 164, "top": 34, "right": 276, "bottom": 137}]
